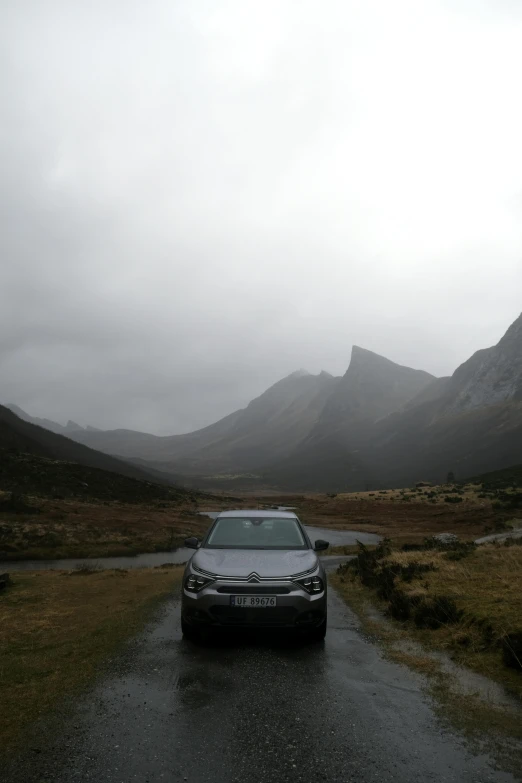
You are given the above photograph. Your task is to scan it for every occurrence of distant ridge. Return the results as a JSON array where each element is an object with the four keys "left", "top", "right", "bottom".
[
  {"left": 8, "top": 312, "right": 522, "bottom": 492},
  {"left": 0, "top": 404, "right": 174, "bottom": 487},
  {"left": 5, "top": 404, "right": 93, "bottom": 436}
]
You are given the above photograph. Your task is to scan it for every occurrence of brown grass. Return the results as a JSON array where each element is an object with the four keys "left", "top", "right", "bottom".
[
  {"left": 0, "top": 496, "right": 229, "bottom": 560},
  {"left": 0, "top": 567, "right": 182, "bottom": 753},
  {"left": 281, "top": 490, "right": 507, "bottom": 545},
  {"left": 1, "top": 483, "right": 517, "bottom": 561},
  {"left": 335, "top": 545, "right": 522, "bottom": 698},
  {"left": 387, "top": 545, "right": 522, "bottom": 688},
  {"left": 331, "top": 568, "right": 522, "bottom": 773}
]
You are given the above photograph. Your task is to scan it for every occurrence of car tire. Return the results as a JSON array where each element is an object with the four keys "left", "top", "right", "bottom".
[
  {"left": 181, "top": 617, "right": 199, "bottom": 641},
  {"left": 308, "top": 616, "right": 327, "bottom": 643}
]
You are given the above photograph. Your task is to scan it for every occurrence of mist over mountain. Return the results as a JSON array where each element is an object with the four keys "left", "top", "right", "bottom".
[
  {"left": 0, "top": 404, "right": 171, "bottom": 486},
  {"left": 7, "top": 313, "right": 522, "bottom": 492},
  {"left": 68, "top": 369, "right": 340, "bottom": 475},
  {"left": 310, "top": 346, "right": 434, "bottom": 437},
  {"left": 5, "top": 405, "right": 100, "bottom": 436}
]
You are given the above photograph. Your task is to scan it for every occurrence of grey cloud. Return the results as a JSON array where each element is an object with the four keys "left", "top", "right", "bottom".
[{"left": 1, "top": 0, "right": 522, "bottom": 435}]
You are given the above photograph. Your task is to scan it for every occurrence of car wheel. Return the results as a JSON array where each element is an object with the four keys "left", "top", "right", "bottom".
[
  {"left": 308, "top": 616, "right": 327, "bottom": 643},
  {"left": 181, "top": 617, "right": 199, "bottom": 641}
]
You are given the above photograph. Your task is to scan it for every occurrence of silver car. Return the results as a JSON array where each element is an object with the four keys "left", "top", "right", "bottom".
[{"left": 181, "top": 510, "right": 329, "bottom": 641}]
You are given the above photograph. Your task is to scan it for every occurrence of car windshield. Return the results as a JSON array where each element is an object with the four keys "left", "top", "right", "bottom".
[{"left": 205, "top": 516, "right": 307, "bottom": 549}]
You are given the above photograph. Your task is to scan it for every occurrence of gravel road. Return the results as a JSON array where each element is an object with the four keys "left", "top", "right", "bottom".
[{"left": 2, "top": 576, "right": 517, "bottom": 783}]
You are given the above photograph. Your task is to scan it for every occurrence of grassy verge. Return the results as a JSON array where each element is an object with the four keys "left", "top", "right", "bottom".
[
  {"left": 0, "top": 566, "right": 182, "bottom": 754},
  {"left": 332, "top": 571, "right": 522, "bottom": 767},
  {"left": 332, "top": 542, "right": 522, "bottom": 771},
  {"left": 336, "top": 542, "right": 522, "bottom": 695}
]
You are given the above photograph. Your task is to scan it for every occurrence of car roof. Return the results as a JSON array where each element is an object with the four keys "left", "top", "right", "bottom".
[{"left": 216, "top": 509, "right": 298, "bottom": 519}]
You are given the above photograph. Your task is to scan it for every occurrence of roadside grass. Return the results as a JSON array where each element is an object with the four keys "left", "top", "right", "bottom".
[
  {"left": 336, "top": 544, "right": 522, "bottom": 696},
  {"left": 331, "top": 565, "right": 522, "bottom": 773},
  {"left": 0, "top": 567, "right": 183, "bottom": 754}
]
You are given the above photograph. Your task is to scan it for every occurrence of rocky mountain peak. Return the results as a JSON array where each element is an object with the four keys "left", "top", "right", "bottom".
[
  {"left": 65, "top": 420, "right": 84, "bottom": 431},
  {"left": 501, "top": 311, "right": 522, "bottom": 342},
  {"left": 317, "top": 348, "right": 435, "bottom": 429},
  {"left": 446, "top": 312, "right": 522, "bottom": 414},
  {"left": 347, "top": 345, "right": 408, "bottom": 373}
]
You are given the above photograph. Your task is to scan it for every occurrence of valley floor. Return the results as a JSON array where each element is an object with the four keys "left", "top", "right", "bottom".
[{"left": 1, "top": 483, "right": 518, "bottom": 561}]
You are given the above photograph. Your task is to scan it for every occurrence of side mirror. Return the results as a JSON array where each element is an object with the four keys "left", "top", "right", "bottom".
[
  {"left": 184, "top": 536, "right": 200, "bottom": 549},
  {"left": 314, "top": 539, "right": 329, "bottom": 552}
]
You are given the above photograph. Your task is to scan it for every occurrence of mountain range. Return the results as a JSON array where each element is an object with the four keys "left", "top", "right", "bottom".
[
  {"left": 5, "top": 313, "right": 522, "bottom": 491},
  {"left": 0, "top": 404, "right": 176, "bottom": 486},
  {"left": 5, "top": 404, "right": 100, "bottom": 436}
]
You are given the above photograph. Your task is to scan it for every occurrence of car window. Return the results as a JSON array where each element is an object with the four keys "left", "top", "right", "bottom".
[{"left": 205, "top": 517, "right": 307, "bottom": 549}]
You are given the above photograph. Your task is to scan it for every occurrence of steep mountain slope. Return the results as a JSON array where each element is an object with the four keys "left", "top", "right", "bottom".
[
  {"left": 8, "top": 312, "right": 521, "bottom": 492},
  {"left": 69, "top": 370, "right": 340, "bottom": 474},
  {"left": 443, "top": 313, "right": 522, "bottom": 414},
  {"left": 313, "top": 346, "right": 434, "bottom": 436},
  {"left": 403, "top": 376, "right": 451, "bottom": 409},
  {"left": 264, "top": 349, "right": 435, "bottom": 491},
  {"left": 364, "top": 313, "right": 522, "bottom": 485},
  {"left": 68, "top": 409, "right": 244, "bottom": 461},
  {"left": 0, "top": 451, "right": 196, "bottom": 502},
  {"left": 266, "top": 314, "right": 522, "bottom": 491},
  {"left": 0, "top": 405, "right": 174, "bottom": 486}
]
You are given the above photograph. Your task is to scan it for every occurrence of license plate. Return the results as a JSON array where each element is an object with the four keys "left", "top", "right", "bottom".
[{"left": 230, "top": 595, "right": 277, "bottom": 607}]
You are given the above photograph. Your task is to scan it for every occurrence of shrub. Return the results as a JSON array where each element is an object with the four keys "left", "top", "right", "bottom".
[
  {"left": 501, "top": 632, "right": 522, "bottom": 671},
  {"left": 399, "top": 560, "right": 437, "bottom": 581},
  {"left": 71, "top": 564, "right": 101, "bottom": 575},
  {"left": 444, "top": 548, "right": 474, "bottom": 561},
  {"left": 444, "top": 495, "right": 463, "bottom": 504},
  {"left": 0, "top": 493, "right": 40, "bottom": 514},
  {"left": 388, "top": 589, "right": 422, "bottom": 621},
  {"left": 413, "top": 595, "right": 462, "bottom": 629}
]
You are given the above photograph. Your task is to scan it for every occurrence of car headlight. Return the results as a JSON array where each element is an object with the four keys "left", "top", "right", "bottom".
[
  {"left": 185, "top": 574, "right": 214, "bottom": 592},
  {"left": 294, "top": 575, "right": 324, "bottom": 594}
]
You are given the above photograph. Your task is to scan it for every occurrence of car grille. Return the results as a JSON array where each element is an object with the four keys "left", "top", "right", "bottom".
[
  {"left": 216, "top": 585, "right": 291, "bottom": 594},
  {"left": 209, "top": 606, "right": 298, "bottom": 626}
]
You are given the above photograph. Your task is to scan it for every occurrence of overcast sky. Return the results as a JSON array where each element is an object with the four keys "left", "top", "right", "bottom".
[{"left": 1, "top": 0, "right": 521, "bottom": 435}]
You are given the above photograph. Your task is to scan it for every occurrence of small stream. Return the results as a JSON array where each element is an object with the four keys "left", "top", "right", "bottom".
[{"left": 0, "top": 520, "right": 380, "bottom": 572}]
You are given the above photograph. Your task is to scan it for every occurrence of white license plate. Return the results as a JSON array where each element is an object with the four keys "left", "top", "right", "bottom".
[{"left": 230, "top": 595, "right": 277, "bottom": 607}]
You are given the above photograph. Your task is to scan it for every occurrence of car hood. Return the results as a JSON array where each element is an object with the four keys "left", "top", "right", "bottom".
[{"left": 191, "top": 548, "right": 319, "bottom": 578}]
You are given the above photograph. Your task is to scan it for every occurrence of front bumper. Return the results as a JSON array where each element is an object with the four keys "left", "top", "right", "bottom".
[{"left": 182, "top": 579, "right": 327, "bottom": 629}]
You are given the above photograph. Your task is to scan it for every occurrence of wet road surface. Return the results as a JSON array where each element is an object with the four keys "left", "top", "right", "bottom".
[{"left": 6, "top": 578, "right": 516, "bottom": 783}]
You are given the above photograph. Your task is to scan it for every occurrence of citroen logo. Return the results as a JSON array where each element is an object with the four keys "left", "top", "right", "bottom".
[{"left": 247, "top": 573, "right": 261, "bottom": 583}]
